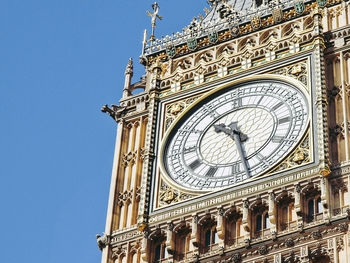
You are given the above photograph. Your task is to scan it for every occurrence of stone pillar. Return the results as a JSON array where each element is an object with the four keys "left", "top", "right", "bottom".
[
  {"left": 242, "top": 199, "right": 250, "bottom": 243},
  {"left": 268, "top": 192, "right": 277, "bottom": 234},
  {"left": 300, "top": 245, "right": 309, "bottom": 263},
  {"left": 340, "top": 51, "right": 350, "bottom": 161},
  {"left": 166, "top": 222, "right": 174, "bottom": 255},
  {"left": 101, "top": 119, "right": 126, "bottom": 263},
  {"left": 137, "top": 61, "right": 160, "bottom": 228},
  {"left": 123, "top": 58, "right": 133, "bottom": 98},
  {"left": 194, "top": 69, "right": 205, "bottom": 85},
  {"left": 312, "top": 7, "right": 331, "bottom": 176},
  {"left": 190, "top": 214, "right": 199, "bottom": 251},
  {"left": 217, "top": 207, "right": 225, "bottom": 245},
  {"left": 140, "top": 229, "right": 150, "bottom": 263},
  {"left": 339, "top": 2, "right": 348, "bottom": 27},
  {"left": 322, "top": 7, "right": 329, "bottom": 32},
  {"left": 294, "top": 184, "right": 303, "bottom": 231},
  {"left": 320, "top": 175, "right": 330, "bottom": 222},
  {"left": 218, "top": 65, "right": 227, "bottom": 78}
]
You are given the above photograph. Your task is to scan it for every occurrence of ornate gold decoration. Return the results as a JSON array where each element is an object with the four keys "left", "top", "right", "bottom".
[
  {"left": 272, "top": 133, "right": 311, "bottom": 172},
  {"left": 293, "top": 151, "right": 306, "bottom": 164},
  {"left": 158, "top": 178, "right": 197, "bottom": 207},
  {"left": 269, "top": 61, "right": 309, "bottom": 88},
  {"left": 164, "top": 96, "right": 201, "bottom": 131},
  {"left": 319, "top": 168, "right": 331, "bottom": 176},
  {"left": 144, "top": 0, "right": 330, "bottom": 67},
  {"left": 272, "top": 8, "right": 283, "bottom": 23},
  {"left": 137, "top": 222, "right": 147, "bottom": 232},
  {"left": 161, "top": 63, "right": 168, "bottom": 77}
]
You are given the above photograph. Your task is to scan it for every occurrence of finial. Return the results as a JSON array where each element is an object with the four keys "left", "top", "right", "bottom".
[
  {"left": 125, "top": 58, "right": 133, "bottom": 76},
  {"left": 146, "top": 2, "right": 163, "bottom": 41}
]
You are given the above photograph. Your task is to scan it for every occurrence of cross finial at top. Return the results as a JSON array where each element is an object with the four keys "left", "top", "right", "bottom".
[{"left": 147, "top": 2, "right": 163, "bottom": 41}]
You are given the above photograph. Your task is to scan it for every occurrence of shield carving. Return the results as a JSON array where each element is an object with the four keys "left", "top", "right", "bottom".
[
  {"left": 251, "top": 15, "right": 261, "bottom": 30},
  {"left": 272, "top": 8, "right": 283, "bottom": 23},
  {"left": 317, "top": 0, "right": 328, "bottom": 7},
  {"left": 208, "top": 31, "right": 219, "bottom": 44},
  {"left": 166, "top": 44, "right": 176, "bottom": 58},
  {"left": 187, "top": 37, "right": 198, "bottom": 51},
  {"left": 230, "top": 24, "right": 240, "bottom": 37},
  {"left": 294, "top": 0, "right": 305, "bottom": 15}
]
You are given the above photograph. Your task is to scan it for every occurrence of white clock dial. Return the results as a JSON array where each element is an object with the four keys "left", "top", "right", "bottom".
[{"left": 161, "top": 79, "right": 309, "bottom": 191}]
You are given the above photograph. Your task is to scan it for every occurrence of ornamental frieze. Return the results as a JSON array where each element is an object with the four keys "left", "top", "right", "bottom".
[
  {"left": 150, "top": 168, "right": 319, "bottom": 223},
  {"left": 143, "top": 0, "right": 340, "bottom": 66}
]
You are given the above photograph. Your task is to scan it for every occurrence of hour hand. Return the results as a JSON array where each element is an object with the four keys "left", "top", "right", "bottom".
[
  {"left": 228, "top": 122, "right": 248, "bottom": 142},
  {"left": 213, "top": 123, "right": 230, "bottom": 135}
]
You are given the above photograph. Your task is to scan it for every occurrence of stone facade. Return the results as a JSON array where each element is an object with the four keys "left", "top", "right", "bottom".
[{"left": 100, "top": 1, "right": 350, "bottom": 262}]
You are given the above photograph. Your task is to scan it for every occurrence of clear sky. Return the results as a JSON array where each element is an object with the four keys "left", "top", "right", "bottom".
[{"left": 1, "top": 0, "right": 207, "bottom": 262}]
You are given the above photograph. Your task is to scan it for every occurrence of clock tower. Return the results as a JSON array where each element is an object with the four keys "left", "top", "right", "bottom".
[{"left": 99, "top": 1, "right": 350, "bottom": 263}]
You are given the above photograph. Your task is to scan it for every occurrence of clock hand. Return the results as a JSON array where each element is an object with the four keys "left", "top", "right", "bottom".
[{"left": 213, "top": 122, "right": 251, "bottom": 178}]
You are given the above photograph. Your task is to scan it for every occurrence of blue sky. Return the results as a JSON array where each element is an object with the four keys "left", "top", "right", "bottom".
[{"left": 0, "top": 0, "right": 205, "bottom": 262}]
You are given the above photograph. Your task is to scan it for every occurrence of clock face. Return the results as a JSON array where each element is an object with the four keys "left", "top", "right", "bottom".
[{"left": 161, "top": 79, "right": 309, "bottom": 191}]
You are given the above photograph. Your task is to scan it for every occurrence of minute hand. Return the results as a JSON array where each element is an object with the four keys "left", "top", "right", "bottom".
[{"left": 214, "top": 122, "right": 251, "bottom": 178}]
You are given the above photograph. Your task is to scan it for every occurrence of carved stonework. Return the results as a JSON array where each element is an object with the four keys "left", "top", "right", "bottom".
[
  {"left": 337, "top": 236, "right": 345, "bottom": 251},
  {"left": 285, "top": 238, "right": 295, "bottom": 247},
  {"left": 259, "top": 245, "right": 268, "bottom": 255},
  {"left": 339, "top": 223, "right": 349, "bottom": 232},
  {"left": 122, "top": 151, "right": 137, "bottom": 167},
  {"left": 165, "top": 95, "right": 201, "bottom": 130},
  {"left": 158, "top": 178, "right": 197, "bottom": 207},
  {"left": 112, "top": 246, "right": 127, "bottom": 261},
  {"left": 269, "top": 61, "right": 309, "bottom": 88},
  {"left": 118, "top": 190, "right": 133, "bottom": 207},
  {"left": 272, "top": 133, "right": 311, "bottom": 173},
  {"left": 312, "top": 230, "right": 322, "bottom": 239},
  {"left": 96, "top": 233, "right": 108, "bottom": 250},
  {"left": 331, "top": 178, "right": 347, "bottom": 193},
  {"left": 135, "top": 187, "right": 141, "bottom": 202},
  {"left": 230, "top": 252, "right": 241, "bottom": 263}
]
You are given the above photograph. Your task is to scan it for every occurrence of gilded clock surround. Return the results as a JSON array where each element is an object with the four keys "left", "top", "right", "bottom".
[
  {"left": 158, "top": 74, "right": 310, "bottom": 194},
  {"left": 156, "top": 65, "right": 313, "bottom": 207}
]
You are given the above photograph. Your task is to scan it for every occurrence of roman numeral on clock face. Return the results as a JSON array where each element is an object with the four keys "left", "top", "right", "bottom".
[
  {"left": 232, "top": 163, "right": 241, "bottom": 174},
  {"left": 272, "top": 101, "right": 284, "bottom": 111},
  {"left": 184, "top": 146, "right": 196, "bottom": 154},
  {"left": 189, "top": 159, "right": 201, "bottom": 170},
  {"left": 278, "top": 117, "right": 290, "bottom": 125},
  {"left": 232, "top": 98, "right": 242, "bottom": 108},
  {"left": 205, "top": 167, "right": 218, "bottom": 177},
  {"left": 272, "top": 135, "right": 285, "bottom": 143}
]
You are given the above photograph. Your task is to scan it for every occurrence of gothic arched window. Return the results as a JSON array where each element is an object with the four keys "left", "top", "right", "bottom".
[
  {"left": 224, "top": 209, "right": 243, "bottom": 246},
  {"left": 303, "top": 185, "right": 322, "bottom": 223},
  {"left": 174, "top": 225, "right": 191, "bottom": 261},
  {"left": 148, "top": 230, "right": 168, "bottom": 263},
  {"left": 251, "top": 201, "right": 269, "bottom": 238},
  {"left": 276, "top": 193, "right": 295, "bottom": 232},
  {"left": 198, "top": 216, "right": 217, "bottom": 254},
  {"left": 154, "top": 241, "right": 168, "bottom": 262}
]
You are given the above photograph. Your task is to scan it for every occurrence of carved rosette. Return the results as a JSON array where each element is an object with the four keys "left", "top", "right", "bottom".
[
  {"left": 158, "top": 178, "right": 197, "bottom": 207},
  {"left": 122, "top": 151, "right": 137, "bottom": 167},
  {"left": 118, "top": 190, "right": 133, "bottom": 207},
  {"left": 269, "top": 61, "right": 309, "bottom": 88},
  {"left": 272, "top": 133, "right": 311, "bottom": 173},
  {"left": 164, "top": 96, "right": 201, "bottom": 131}
]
